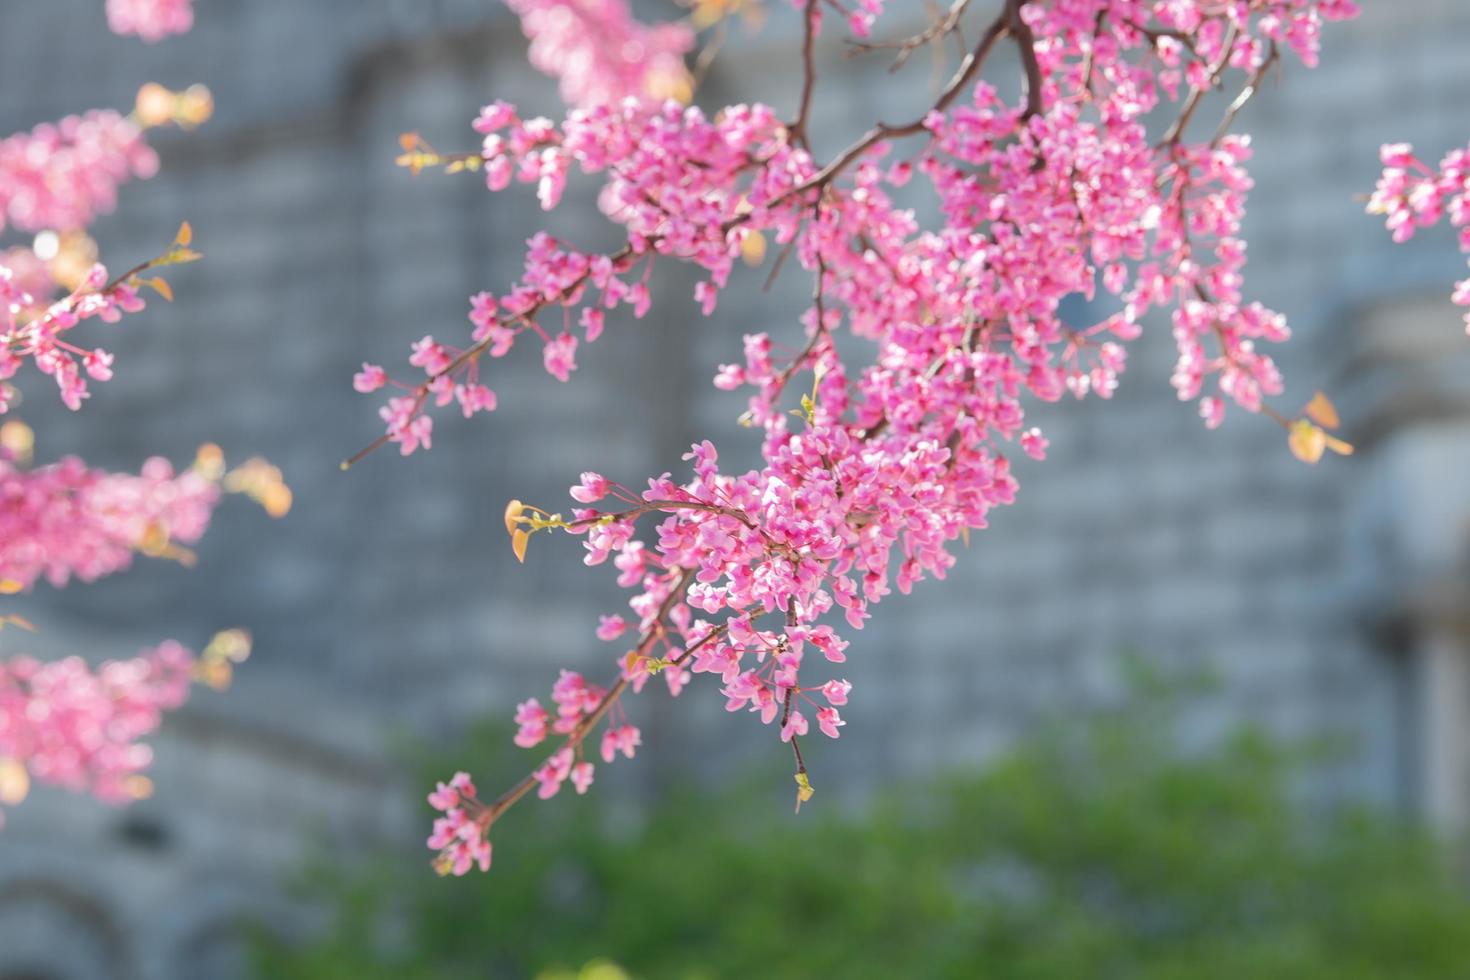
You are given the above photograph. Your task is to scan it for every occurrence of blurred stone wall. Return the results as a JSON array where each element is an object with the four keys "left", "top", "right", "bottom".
[{"left": 1, "top": 1, "right": 1469, "bottom": 977}]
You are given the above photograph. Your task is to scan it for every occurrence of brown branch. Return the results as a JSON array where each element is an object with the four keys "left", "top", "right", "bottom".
[
  {"left": 1158, "top": 21, "right": 1240, "bottom": 147},
  {"left": 480, "top": 568, "right": 710, "bottom": 824},
  {"left": 789, "top": 0, "right": 821, "bottom": 148},
  {"left": 1211, "top": 42, "right": 1279, "bottom": 147},
  {"left": 846, "top": 0, "right": 975, "bottom": 74},
  {"left": 762, "top": 9, "right": 1011, "bottom": 214},
  {"left": 767, "top": 253, "right": 830, "bottom": 406},
  {"left": 780, "top": 599, "right": 808, "bottom": 779},
  {"left": 1006, "top": 0, "right": 1044, "bottom": 119}
]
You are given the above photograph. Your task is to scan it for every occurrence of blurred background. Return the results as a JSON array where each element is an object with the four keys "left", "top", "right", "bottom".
[{"left": 3, "top": 1, "right": 1470, "bottom": 977}]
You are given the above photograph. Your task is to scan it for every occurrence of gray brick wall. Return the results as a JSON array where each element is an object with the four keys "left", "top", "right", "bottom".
[{"left": 1, "top": 2, "right": 1468, "bottom": 976}]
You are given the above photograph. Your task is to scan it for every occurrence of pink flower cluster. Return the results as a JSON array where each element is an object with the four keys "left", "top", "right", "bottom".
[
  {"left": 2, "top": 260, "right": 150, "bottom": 412},
  {"left": 1371, "top": 141, "right": 1470, "bottom": 333},
  {"left": 106, "top": 0, "right": 195, "bottom": 42},
  {"left": 504, "top": 0, "right": 694, "bottom": 107},
  {"left": 0, "top": 451, "right": 220, "bottom": 591},
  {"left": 0, "top": 640, "right": 196, "bottom": 825},
  {"left": 0, "top": 110, "right": 159, "bottom": 234},
  {"left": 427, "top": 772, "right": 493, "bottom": 875},
  {"left": 384, "top": 0, "right": 1368, "bottom": 869}
]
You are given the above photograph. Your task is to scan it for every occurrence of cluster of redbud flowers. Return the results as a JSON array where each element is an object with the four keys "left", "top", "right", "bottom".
[{"left": 346, "top": 0, "right": 1390, "bottom": 876}]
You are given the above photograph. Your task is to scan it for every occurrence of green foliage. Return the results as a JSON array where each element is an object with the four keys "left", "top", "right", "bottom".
[{"left": 256, "top": 687, "right": 1470, "bottom": 980}]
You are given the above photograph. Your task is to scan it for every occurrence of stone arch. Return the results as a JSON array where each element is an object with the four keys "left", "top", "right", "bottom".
[{"left": 0, "top": 877, "right": 131, "bottom": 980}]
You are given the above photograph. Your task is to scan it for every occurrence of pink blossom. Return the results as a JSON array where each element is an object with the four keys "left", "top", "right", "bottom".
[
  {"left": 816, "top": 707, "right": 845, "bottom": 739},
  {"left": 543, "top": 331, "right": 578, "bottom": 382},
  {"left": 106, "top": 0, "right": 194, "bottom": 41},
  {"left": 504, "top": 0, "right": 693, "bottom": 108},
  {"left": 353, "top": 363, "right": 387, "bottom": 393},
  {"left": 0, "top": 641, "right": 199, "bottom": 818},
  {"left": 571, "top": 761, "right": 595, "bottom": 795},
  {"left": 0, "top": 111, "right": 159, "bottom": 233},
  {"left": 599, "top": 724, "right": 641, "bottom": 763},
  {"left": 570, "top": 472, "right": 611, "bottom": 504},
  {"left": 780, "top": 710, "right": 809, "bottom": 743},
  {"left": 595, "top": 615, "right": 627, "bottom": 641}
]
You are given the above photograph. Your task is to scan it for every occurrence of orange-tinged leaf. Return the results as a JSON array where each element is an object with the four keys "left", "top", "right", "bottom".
[
  {"left": 511, "top": 528, "right": 530, "bottom": 563},
  {"left": 175, "top": 221, "right": 193, "bottom": 247},
  {"left": 176, "top": 85, "right": 214, "bottom": 128},
  {"left": 194, "top": 442, "right": 225, "bottom": 479},
  {"left": 204, "top": 628, "right": 253, "bottom": 664},
  {"left": 1304, "top": 391, "right": 1340, "bottom": 430},
  {"left": 0, "top": 759, "right": 29, "bottom": 806},
  {"left": 134, "top": 82, "right": 175, "bottom": 128},
  {"left": 1288, "top": 419, "right": 1327, "bottom": 464},
  {"left": 399, "top": 131, "right": 420, "bottom": 152},
  {"left": 0, "top": 579, "right": 23, "bottom": 594},
  {"left": 0, "top": 420, "right": 34, "bottom": 464},
  {"left": 262, "top": 482, "right": 293, "bottom": 518},
  {"left": 741, "top": 230, "right": 767, "bottom": 266},
  {"left": 0, "top": 615, "right": 36, "bottom": 631},
  {"left": 504, "top": 499, "right": 526, "bottom": 536},
  {"left": 1325, "top": 435, "right": 1355, "bottom": 457},
  {"left": 147, "top": 277, "right": 174, "bottom": 301}
]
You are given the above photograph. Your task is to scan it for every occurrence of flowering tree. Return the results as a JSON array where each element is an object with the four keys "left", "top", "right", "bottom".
[
  {"left": 7, "top": 0, "right": 1463, "bottom": 879},
  {"left": 0, "top": 0, "right": 286, "bottom": 825},
  {"left": 338, "top": 0, "right": 1470, "bottom": 878}
]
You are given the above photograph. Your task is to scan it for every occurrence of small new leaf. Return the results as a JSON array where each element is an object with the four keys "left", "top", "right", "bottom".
[
  {"left": 0, "top": 759, "right": 29, "bottom": 806},
  {"left": 1287, "top": 419, "right": 1327, "bottom": 465},
  {"left": 1304, "top": 391, "right": 1341, "bottom": 429},
  {"left": 504, "top": 499, "right": 526, "bottom": 536},
  {"left": 740, "top": 230, "right": 767, "bottom": 266},
  {"left": 174, "top": 221, "right": 193, "bottom": 247},
  {"left": 794, "top": 771, "right": 815, "bottom": 813},
  {"left": 511, "top": 528, "right": 530, "bottom": 563}
]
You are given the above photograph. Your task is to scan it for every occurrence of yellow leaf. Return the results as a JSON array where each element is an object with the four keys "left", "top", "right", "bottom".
[
  {"left": 740, "top": 230, "right": 767, "bottom": 266},
  {"left": 0, "top": 759, "right": 29, "bottom": 806},
  {"left": 644, "top": 66, "right": 693, "bottom": 105},
  {"left": 147, "top": 277, "right": 174, "bottom": 302},
  {"left": 193, "top": 442, "right": 225, "bottom": 480},
  {"left": 204, "top": 628, "right": 252, "bottom": 664},
  {"left": 175, "top": 221, "right": 193, "bottom": 247},
  {"left": 1287, "top": 419, "right": 1327, "bottom": 465},
  {"left": 138, "top": 520, "right": 171, "bottom": 555},
  {"left": 261, "top": 482, "right": 293, "bottom": 518},
  {"left": 0, "top": 420, "right": 34, "bottom": 464},
  {"left": 1304, "top": 391, "right": 1340, "bottom": 430},
  {"left": 504, "top": 499, "right": 526, "bottom": 536},
  {"left": 134, "top": 82, "right": 175, "bottom": 128},
  {"left": 0, "top": 615, "right": 36, "bottom": 632},
  {"left": 512, "top": 528, "right": 530, "bottom": 563},
  {"left": 793, "top": 771, "right": 814, "bottom": 813},
  {"left": 0, "top": 579, "right": 24, "bottom": 594},
  {"left": 176, "top": 85, "right": 214, "bottom": 128},
  {"left": 1325, "top": 435, "right": 1355, "bottom": 457}
]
